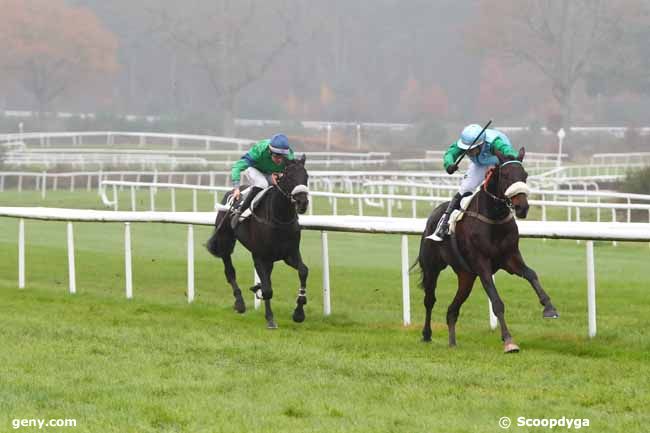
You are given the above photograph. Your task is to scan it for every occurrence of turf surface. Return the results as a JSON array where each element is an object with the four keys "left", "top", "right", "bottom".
[{"left": 0, "top": 190, "right": 649, "bottom": 432}]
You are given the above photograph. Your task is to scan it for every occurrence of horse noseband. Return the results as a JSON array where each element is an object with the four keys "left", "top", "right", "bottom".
[
  {"left": 290, "top": 184, "right": 309, "bottom": 203},
  {"left": 504, "top": 181, "right": 530, "bottom": 199}
]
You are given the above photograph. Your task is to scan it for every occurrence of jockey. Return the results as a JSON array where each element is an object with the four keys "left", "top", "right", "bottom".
[
  {"left": 230, "top": 133, "right": 295, "bottom": 228},
  {"left": 429, "top": 123, "right": 519, "bottom": 241}
]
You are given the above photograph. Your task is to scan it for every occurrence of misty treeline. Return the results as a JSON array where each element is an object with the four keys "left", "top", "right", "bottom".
[{"left": 1, "top": 0, "right": 650, "bottom": 140}]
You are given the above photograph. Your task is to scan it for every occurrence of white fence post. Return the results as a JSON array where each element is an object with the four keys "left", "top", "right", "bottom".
[
  {"left": 130, "top": 186, "right": 136, "bottom": 211},
  {"left": 112, "top": 185, "right": 118, "bottom": 211},
  {"left": 124, "top": 223, "right": 133, "bottom": 299},
  {"left": 401, "top": 235, "right": 411, "bottom": 326},
  {"left": 586, "top": 240, "right": 597, "bottom": 338},
  {"left": 41, "top": 172, "right": 46, "bottom": 199},
  {"left": 67, "top": 222, "right": 76, "bottom": 294},
  {"left": 322, "top": 231, "right": 331, "bottom": 316},
  {"left": 356, "top": 123, "right": 362, "bottom": 150},
  {"left": 18, "top": 219, "right": 25, "bottom": 289},
  {"left": 187, "top": 224, "right": 194, "bottom": 303}
]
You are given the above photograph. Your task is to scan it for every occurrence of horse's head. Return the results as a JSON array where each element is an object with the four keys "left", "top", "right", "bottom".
[
  {"left": 492, "top": 147, "right": 530, "bottom": 218},
  {"left": 277, "top": 154, "right": 309, "bottom": 214}
]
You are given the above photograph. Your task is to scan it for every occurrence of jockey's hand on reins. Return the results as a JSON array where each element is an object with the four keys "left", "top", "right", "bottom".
[{"left": 446, "top": 164, "right": 458, "bottom": 175}]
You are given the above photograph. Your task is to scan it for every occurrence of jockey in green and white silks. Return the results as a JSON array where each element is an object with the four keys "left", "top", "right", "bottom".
[
  {"left": 229, "top": 133, "right": 295, "bottom": 228},
  {"left": 429, "top": 124, "right": 519, "bottom": 242}
]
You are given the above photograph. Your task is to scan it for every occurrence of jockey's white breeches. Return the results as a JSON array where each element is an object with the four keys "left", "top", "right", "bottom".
[
  {"left": 240, "top": 167, "right": 271, "bottom": 189},
  {"left": 459, "top": 161, "right": 494, "bottom": 194}
]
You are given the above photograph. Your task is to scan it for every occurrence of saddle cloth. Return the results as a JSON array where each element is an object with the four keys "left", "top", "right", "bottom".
[
  {"left": 226, "top": 186, "right": 273, "bottom": 222},
  {"left": 448, "top": 189, "right": 479, "bottom": 235}
]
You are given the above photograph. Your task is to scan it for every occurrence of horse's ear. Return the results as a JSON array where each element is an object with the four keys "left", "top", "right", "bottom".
[
  {"left": 299, "top": 154, "right": 306, "bottom": 165},
  {"left": 494, "top": 149, "right": 507, "bottom": 164},
  {"left": 517, "top": 147, "right": 526, "bottom": 162}
]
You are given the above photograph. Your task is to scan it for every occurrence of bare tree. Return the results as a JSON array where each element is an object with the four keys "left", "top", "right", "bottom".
[
  {"left": 148, "top": 0, "right": 296, "bottom": 135},
  {"left": 0, "top": 0, "right": 118, "bottom": 120},
  {"left": 473, "top": 0, "right": 631, "bottom": 127}
]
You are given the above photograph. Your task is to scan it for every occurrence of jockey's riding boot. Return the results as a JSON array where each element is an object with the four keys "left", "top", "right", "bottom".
[
  {"left": 430, "top": 192, "right": 463, "bottom": 242},
  {"left": 231, "top": 186, "right": 263, "bottom": 229}
]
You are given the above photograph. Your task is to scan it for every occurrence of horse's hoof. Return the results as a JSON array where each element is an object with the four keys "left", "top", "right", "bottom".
[
  {"left": 234, "top": 300, "right": 246, "bottom": 314},
  {"left": 504, "top": 342, "right": 520, "bottom": 353},
  {"left": 292, "top": 310, "right": 305, "bottom": 323},
  {"left": 267, "top": 320, "right": 278, "bottom": 329},
  {"left": 421, "top": 337, "right": 431, "bottom": 343},
  {"left": 543, "top": 308, "right": 559, "bottom": 319}
]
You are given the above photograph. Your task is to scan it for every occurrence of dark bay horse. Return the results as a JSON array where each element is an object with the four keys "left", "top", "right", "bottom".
[
  {"left": 416, "top": 148, "right": 558, "bottom": 353},
  {"left": 206, "top": 156, "right": 310, "bottom": 329}
]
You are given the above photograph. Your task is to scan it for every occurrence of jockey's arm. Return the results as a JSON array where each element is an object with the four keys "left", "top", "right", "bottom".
[
  {"left": 443, "top": 142, "right": 464, "bottom": 171},
  {"left": 231, "top": 140, "right": 267, "bottom": 189},
  {"left": 490, "top": 136, "right": 519, "bottom": 159},
  {"left": 231, "top": 157, "right": 251, "bottom": 190}
]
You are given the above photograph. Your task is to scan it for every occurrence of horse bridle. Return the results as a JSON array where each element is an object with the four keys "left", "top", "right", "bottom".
[
  {"left": 257, "top": 174, "right": 309, "bottom": 227},
  {"left": 275, "top": 174, "right": 310, "bottom": 204},
  {"left": 482, "top": 160, "right": 530, "bottom": 209}
]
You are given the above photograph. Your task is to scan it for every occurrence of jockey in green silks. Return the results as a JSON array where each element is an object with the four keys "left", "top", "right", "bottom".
[
  {"left": 229, "top": 133, "right": 295, "bottom": 228},
  {"left": 429, "top": 124, "right": 519, "bottom": 241}
]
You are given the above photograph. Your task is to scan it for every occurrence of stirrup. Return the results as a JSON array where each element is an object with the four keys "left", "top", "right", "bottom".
[
  {"left": 426, "top": 219, "right": 448, "bottom": 242},
  {"left": 427, "top": 229, "right": 446, "bottom": 242}
]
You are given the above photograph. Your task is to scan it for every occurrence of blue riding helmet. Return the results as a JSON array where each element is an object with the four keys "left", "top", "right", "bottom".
[
  {"left": 457, "top": 124, "right": 486, "bottom": 150},
  {"left": 269, "top": 134, "right": 291, "bottom": 155}
]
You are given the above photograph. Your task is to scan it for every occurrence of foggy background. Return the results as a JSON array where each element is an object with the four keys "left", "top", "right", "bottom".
[{"left": 1, "top": 0, "right": 649, "bottom": 153}]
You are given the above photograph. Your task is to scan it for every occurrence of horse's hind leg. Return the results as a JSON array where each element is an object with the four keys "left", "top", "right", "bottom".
[
  {"left": 419, "top": 242, "right": 445, "bottom": 342},
  {"left": 446, "top": 272, "right": 476, "bottom": 347},
  {"left": 421, "top": 266, "right": 441, "bottom": 343},
  {"left": 223, "top": 255, "right": 246, "bottom": 313},
  {"left": 504, "top": 252, "right": 559, "bottom": 318},
  {"left": 253, "top": 257, "right": 276, "bottom": 329},
  {"left": 284, "top": 253, "right": 309, "bottom": 323}
]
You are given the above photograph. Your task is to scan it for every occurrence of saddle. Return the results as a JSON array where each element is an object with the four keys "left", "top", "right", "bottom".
[
  {"left": 227, "top": 186, "right": 273, "bottom": 223},
  {"left": 448, "top": 190, "right": 479, "bottom": 235}
]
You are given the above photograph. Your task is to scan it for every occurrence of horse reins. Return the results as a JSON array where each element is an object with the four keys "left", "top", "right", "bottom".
[
  {"left": 253, "top": 180, "right": 309, "bottom": 227},
  {"left": 465, "top": 160, "right": 528, "bottom": 224}
]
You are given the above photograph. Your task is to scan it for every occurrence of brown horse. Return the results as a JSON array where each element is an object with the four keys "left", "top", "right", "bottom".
[{"left": 416, "top": 148, "right": 558, "bottom": 353}]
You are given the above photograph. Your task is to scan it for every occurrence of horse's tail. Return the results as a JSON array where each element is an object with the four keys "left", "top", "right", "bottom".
[
  {"left": 415, "top": 203, "right": 448, "bottom": 290},
  {"left": 206, "top": 194, "right": 237, "bottom": 258},
  {"left": 205, "top": 223, "right": 236, "bottom": 258},
  {"left": 409, "top": 258, "right": 424, "bottom": 290}
]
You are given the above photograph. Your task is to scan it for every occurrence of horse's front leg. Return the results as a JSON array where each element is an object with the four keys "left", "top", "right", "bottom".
[
  {"left": 285, "top": 253, "right": 309, "bottom": 323},
  {"left": 476, "top": 259, "right": 519, "bottom": 353},
  {"left": 503, "top": 251, "right": 559, "bottom": 318},
  {"left": 253, "top": 257, "right": 276, "bottom": 329}
]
